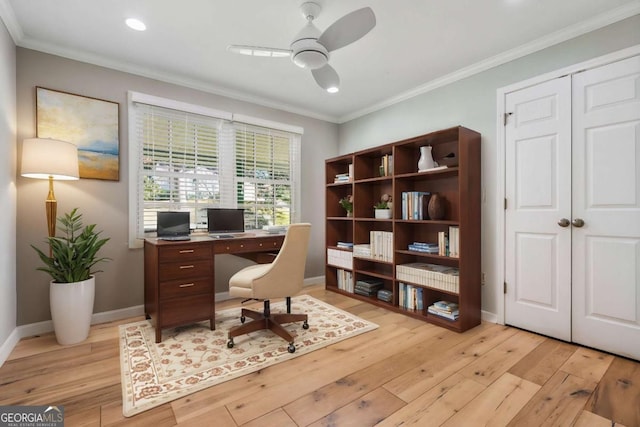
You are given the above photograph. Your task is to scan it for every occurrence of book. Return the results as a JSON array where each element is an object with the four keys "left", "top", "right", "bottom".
[
  {"left": 434, "top": 300, "right": 459, "bottom": 312},
  {"left": 428, "top": 305, "right": 459, "bottom": 320}
]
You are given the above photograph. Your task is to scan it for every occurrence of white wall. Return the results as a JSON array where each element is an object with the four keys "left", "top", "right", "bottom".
[
  {"left": 339, "top": 15, "right": 640, "bottom": 317},
  {"left": 0, "top": 17, "right": 17, "bottom": 361}
]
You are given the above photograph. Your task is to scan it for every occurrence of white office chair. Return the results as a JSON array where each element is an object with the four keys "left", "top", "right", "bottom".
[{"left": 226, "top": 223, "right": 311, "bottom": 353}]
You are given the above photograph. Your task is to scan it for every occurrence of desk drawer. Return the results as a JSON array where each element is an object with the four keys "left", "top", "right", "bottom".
[
  {"left": 159, "top": 259, "right": 212, "bottom": 281},
  {"left": 159, "top": 244, "right": 211, "bottom": 262},
  {"left": 160, "top": 295, "right": 212, "bottom": 327},
  {"left": 215, "top": 236, "right": 283, "bottom": 254},
  {"left": 160, "top": 277, "right": 212, "bottom": 300}
]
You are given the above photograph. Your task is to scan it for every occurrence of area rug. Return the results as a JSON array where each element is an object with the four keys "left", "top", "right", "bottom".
[{"left": 119, "top": 295, "right": 378, "bottom": 416}]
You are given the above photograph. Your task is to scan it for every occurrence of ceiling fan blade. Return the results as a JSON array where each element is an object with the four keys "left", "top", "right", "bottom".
[
  {"left": 227, "top": 45, "right": 291, "bottom": 58},
  {"left": 312, "top": 64, "right": 340, "bottom": 93},
  {"left": 317, "top": 7, "right": 376, "bottom": 52}
]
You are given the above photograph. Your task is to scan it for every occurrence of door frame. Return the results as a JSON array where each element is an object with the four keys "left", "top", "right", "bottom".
[{"left": 494, "top": 44, "right": 640, "bottom": 325}]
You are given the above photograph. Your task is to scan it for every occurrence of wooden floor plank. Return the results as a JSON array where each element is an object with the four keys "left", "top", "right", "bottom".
[
  {"left": 376, "top": 373, "right": 486, "bottom": 426},
  {"left": 175, "top": 405, "right": 238, "bottom": 427},
  {"left": 441, "top": 372, "right": 540, "bottom": 427},
  {"left": 507, "top": 371, "right": 597, "bottom": 427},
  {"left": 240, "top": 408, "right": 298, "bottom": 427},
  {"left": 306, "top": 387, "right": 406, "bottom": 427},
  {"left": 586, "top": 357, "right": 640, "bottom": 427},
  {"left": 508, "top": 338, "right": 577, "bottom": 386},
  {"left": 573, "top": 410, "right": 628, "bottom": 427},
  {"left": 560, "top": 347, "right": 615, "bottom": 383}
]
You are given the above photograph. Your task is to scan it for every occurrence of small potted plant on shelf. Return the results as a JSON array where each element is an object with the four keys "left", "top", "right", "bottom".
[
  {"left": 31, "top": 208, "right": 110, "bottom": 345},
  {"left": 374, "top": 194, "right": 392, "bottom": 219},
  {"left": 339, "top": 194, "right": 353, "bottom": 217}
]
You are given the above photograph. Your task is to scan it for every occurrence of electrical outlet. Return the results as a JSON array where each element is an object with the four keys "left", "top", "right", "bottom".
[{"left": 481, "top": 272, "right": 486, "bottom": 285}]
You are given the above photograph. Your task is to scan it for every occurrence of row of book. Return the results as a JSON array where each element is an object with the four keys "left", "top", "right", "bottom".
[
  {"left": 333, "top": 163, "right": 354, "bottom": 183},
  {"left": 327, "top": 248, "right": 353, "bottom": 270},
  {"left": 353, "top": 231, "right": 393, "bottom": 262},
  {"left": 399, "top": 282, "right": 424, "bottom": 311},
  {"left": 380, "top": 154, "right": 393, "bottom": 176},
  {"left": 396, "top": 262, "right": 460, "bottom": 294},
  {"left": 400, "top": 191, "right": 431, "bottom": 220},
  {"left": 437, "top": 226, "right": 460, "bottom": 257},
  {"left": 336, "top": 269, "right": 354, "bottom": 293},
  {"left": 427, "top": 300, "right": 459, "bottom": 321}
]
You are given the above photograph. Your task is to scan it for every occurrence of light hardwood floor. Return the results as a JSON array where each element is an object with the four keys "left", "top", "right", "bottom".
[{"left": 1, "top": 284, "right": 639, "bottom": 426}]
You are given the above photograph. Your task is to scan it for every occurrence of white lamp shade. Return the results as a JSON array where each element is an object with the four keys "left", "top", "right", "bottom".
[{"left": 21, "top": 138, "right": 80, "bottom": 180}]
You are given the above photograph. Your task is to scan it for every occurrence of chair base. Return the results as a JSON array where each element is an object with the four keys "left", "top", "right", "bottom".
[{"left": 227, "top": 298, "right": 308, "bottom": 353}]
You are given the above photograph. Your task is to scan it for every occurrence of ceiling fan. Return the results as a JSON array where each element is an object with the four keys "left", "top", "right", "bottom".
[{"left": 227, "top": 2, "right": 376, "bottom": 93}]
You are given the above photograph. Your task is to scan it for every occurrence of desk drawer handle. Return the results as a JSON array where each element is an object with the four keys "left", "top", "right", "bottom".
[
  {"left": 259, "top": 243, "right": 263, "bottom": 247},
  {"left": 179, "top": 265, "right": 195, "bottom": 269},
  {"left": 179, "top": 249, "right": 194, "bottom": 254},
  {"left": 179, "top": 283, "right": 195, "bottom": 288},
  {"left": 240, "top": 244, "right": 244, "bottom": 248}
]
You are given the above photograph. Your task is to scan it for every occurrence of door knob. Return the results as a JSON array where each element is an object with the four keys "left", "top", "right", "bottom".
[
  {"left": 572, "top": 218, "right": 585, "bottom": 228},
  {"left": 558, "top": 218, "right": 570, "bottom": 227}
]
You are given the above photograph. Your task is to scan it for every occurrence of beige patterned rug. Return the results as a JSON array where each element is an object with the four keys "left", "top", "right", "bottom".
[{"left": 119, "top": 295, "right": 378, "bottom": 416}]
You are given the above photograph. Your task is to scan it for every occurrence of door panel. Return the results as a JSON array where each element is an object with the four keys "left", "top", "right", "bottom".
[
  {"left": 504, "top": 76, "right": 572, "bottom": 341},
  {"left": 572, "top": 55, "right": 640, "bottom": 360}
]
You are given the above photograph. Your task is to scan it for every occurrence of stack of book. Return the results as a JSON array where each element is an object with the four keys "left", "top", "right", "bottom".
[
  {"left": 333, "top": 173, "right": 350, "bottom": 183},
  {"left": 396, "top": 262, "right": 460, "bottom": 293},
  {"left": 377, "top": 288, "right": 393, "bottom": 303},
  {"left": 327, "top": 248, "right": 353, "bottom": 270},
  {"left": 427, "top": 300, "right": 459, "bottom": 321},
  {"left": 353, "top": 244, "right": 372, "bottom": 258},
  {"left": 354, "top": 279, "right": 383, "bottom": 297},
  {"left": 337, "top": 241, "right": 353, "bottom": 249},
  {"left": 407, "top": 242, "right": 439, "bottom": 253}
]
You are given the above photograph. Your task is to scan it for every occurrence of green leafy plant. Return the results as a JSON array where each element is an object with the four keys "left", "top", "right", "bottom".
[
  {"left": 339, "top": 195, "right": 353, "bottom": 213},
  {"left": 31, "top": 208, "right": 110, "bottom": 283},
  {"left": 374, "top": 193, "right": 392, "bottom": 209}
]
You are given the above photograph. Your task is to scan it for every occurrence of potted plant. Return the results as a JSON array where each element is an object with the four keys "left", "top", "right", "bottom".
[
  {"left": 374, "top": 194, "right": 392, "bottom": 219},
  {"left": 31, "top": 208, "right": 110, "bottom": 345},
  {"left": 339, "top": 194, "right": 353, "bottom": 217}
]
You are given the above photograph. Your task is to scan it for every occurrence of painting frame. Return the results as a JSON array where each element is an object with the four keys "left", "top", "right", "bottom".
[{"left": 36, "top": 86, "right": 120, "bottom": 181}]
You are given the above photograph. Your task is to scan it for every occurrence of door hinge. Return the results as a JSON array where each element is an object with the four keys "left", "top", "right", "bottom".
[
  {"left": 504, "top": 282, "right": 507, "bottom": 294},
  {"left": 504, "top": 198, "right": 507, "bottom": 210},
  {"left": 504, "top": 112, "right": 513, "bottom": 126}
]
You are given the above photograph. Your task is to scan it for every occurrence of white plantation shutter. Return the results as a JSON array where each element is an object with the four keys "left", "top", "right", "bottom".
[
  {"left": 128, "top": 92, "right": 302, "bottom": 248},
  {"left": 234, "top": 123, "right": 300, "bottom": 230}
]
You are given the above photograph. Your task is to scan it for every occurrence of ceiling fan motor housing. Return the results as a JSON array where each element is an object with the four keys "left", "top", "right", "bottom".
[{"left": 291, "top": 38, "right": 328, "bottom": 69}]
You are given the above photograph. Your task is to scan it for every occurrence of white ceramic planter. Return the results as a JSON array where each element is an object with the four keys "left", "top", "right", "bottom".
[
  {"left": 374, "top": 209, "right": 392, "bottom": 219},
  {"left": 50, "top": 276, "right": 95, "bottom": 345}
]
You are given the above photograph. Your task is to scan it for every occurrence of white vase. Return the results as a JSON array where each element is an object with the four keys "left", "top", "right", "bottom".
[
  {"left": 418, "top": 146, "right": 435, "bottom": 172},
  {"left": 50, "top": 276, "right": 95, "bottom": 345}
]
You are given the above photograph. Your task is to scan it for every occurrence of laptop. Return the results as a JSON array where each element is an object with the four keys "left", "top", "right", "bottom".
[
  {"left": 157, "top": 211, "right": 191, "bottom": 241},
  {"left": 207, "top": 208, "right": 244, "bottom": 238}
]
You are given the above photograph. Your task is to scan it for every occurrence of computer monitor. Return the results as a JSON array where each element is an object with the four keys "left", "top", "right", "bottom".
[
  {"left": 157, "top": 211, "right": 190, "bottom": 238},
  {"left": 207, "top": 208, "right": 245, "bottom": 234}
]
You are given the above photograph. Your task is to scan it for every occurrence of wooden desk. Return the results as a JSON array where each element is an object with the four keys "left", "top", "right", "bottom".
[{"left": 144, "top": 232, "right": 284, "bottom": 343}]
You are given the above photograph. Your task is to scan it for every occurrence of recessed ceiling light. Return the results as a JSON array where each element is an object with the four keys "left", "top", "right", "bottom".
[
  {"left": 327, "top": 87, "right": 339, "bottom": 94},
  {"left": 126, "top": 18, "right": 146, "bottom": 31}
]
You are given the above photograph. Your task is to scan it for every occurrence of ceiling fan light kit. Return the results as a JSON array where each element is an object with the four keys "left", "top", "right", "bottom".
[{"left": 227, "top": 2, "right": 376, "bottom": 93}]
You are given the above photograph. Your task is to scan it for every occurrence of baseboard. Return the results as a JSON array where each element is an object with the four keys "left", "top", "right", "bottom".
[
  {"left": 0, "top": 328, "right": 21, "bottom": 367},
  {"left": 481, "top": 310, "right": 498, "bottom": 324}
]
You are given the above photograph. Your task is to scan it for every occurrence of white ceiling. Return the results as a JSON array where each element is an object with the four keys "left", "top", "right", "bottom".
[{"left": 1, "top": 0, "right": 639, "bottom": 122}]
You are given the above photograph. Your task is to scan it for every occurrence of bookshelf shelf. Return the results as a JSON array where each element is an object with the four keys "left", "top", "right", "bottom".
[{"left": 325, "top": 126, "right": 481, "bottom": 333}]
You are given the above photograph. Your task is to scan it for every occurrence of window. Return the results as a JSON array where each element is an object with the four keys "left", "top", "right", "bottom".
[{"left": 128, "top": 92, "right": 302, "bottom": 247}]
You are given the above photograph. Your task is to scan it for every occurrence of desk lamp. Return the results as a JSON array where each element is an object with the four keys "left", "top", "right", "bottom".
[{"left": 21, "top": 138, "right": 79, "bottom": 239}]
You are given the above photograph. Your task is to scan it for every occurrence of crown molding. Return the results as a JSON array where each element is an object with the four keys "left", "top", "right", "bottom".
[
  {"left": 337, "top": 2, "right": 640, "bottom": 123},
  {"left": 0, "top": 0, "right": 23, "bottom": 42}
]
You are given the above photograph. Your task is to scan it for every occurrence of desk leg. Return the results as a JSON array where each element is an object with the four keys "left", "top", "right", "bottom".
[{"left": 155, "top": 327, "right": 161, "bottom": 343}]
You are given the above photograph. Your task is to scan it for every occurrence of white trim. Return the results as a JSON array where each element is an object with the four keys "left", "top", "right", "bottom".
[
  {"left": 127, "top": 91, "right": 143, "bottom": 249},
  {"left": 233, "top": 114, "right": 304, "bottom": 135},
  {"left": 340, "top": 3, "right": 640, "bottom": 123},
  {"left": 0, "top": 328, "right": 20, "bottom": 367},
  {"left": 481, "top": 310, "right": 498, "bottom": 324},
  {"left": 495, "top": 44, "right": 640, "bottom": 326},
  {"left": 0, "top": 0, "right": 23, "bottom": 43},
  {"left": 130, "top": 91, "right": 232, "bottom": 121}
]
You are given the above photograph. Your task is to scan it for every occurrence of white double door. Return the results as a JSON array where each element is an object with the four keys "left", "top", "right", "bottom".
[{"left": 504, "top": 55, "right": 640, "bottom": 360}]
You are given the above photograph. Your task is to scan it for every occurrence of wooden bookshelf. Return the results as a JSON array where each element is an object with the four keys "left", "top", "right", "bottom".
[{"left": 325, "top": 126, "right": 481, "bottom": 332}]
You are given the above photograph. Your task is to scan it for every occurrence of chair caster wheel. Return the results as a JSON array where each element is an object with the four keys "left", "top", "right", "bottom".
[
  {"left": 302, "top": 321, "right": 309, "bottom": 330},
  {"left": 287, "top": 343, "right": 296, "bottom": 353},
  {"left": 240, "top": 316, "right": 246, "bottom": 323},
  {"left": 227, "top": 339, "right": 234, "bottom": 348}
]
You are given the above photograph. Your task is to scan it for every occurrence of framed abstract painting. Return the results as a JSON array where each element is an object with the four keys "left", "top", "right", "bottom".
[{"left": 36, "top": 86, "right": 120, "bottom": 181}]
